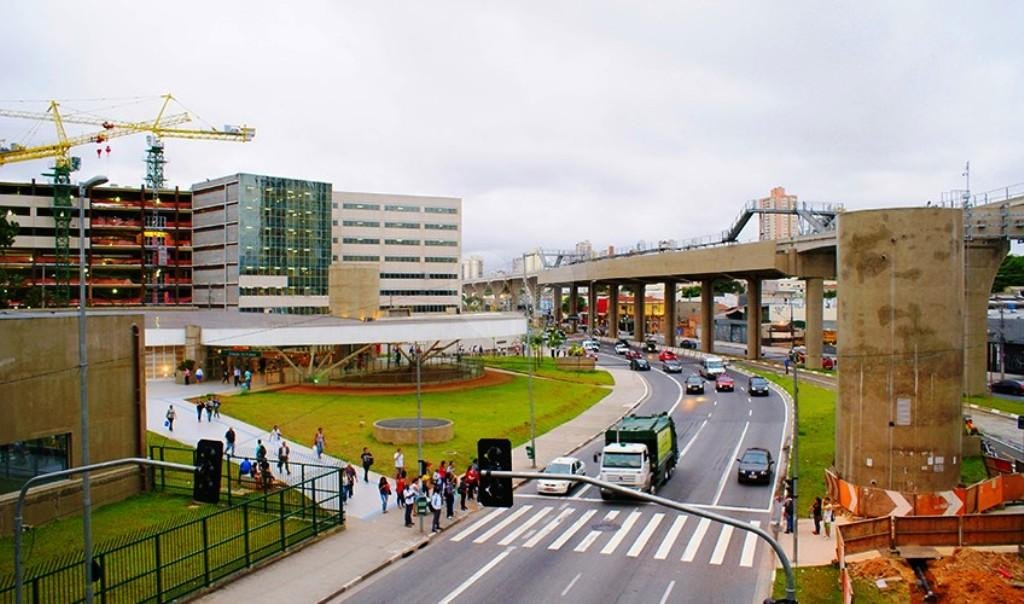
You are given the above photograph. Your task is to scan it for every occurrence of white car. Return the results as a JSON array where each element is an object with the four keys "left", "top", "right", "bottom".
[
  {"left": 614, "top": 342, "right": 630, "bottom": 355},
  {"left": 537, "top": 456, "right": 587, "bottom": 495},
  {"left": 582, "top": 339, "right": 600, "bottom": 352}
]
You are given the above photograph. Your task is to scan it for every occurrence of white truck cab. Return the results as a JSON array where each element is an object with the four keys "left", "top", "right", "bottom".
[
  {"left": 598, "top": 442, "right": 652, "bottom": 496},
  {"left": 700, "top": 356, "right": 726, "bottom": 379}
]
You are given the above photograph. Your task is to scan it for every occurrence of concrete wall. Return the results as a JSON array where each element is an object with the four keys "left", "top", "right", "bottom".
[
  {"left": 329, "top": 263, "right": 381, "bottom": 320},
  {"left": 836, "top": 208, "right": 963, "bottom": 493},
  {"left": 0, "top": 313, "right": 147, "bottom": 535}
]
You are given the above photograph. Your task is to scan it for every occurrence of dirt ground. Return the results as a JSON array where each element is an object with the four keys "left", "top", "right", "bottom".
[
  {"left": 850, "top": 548, "right": 1024, "bottom": 603},
  {"left": 281, "top": 368, "right": 515, "bottom": 396}
]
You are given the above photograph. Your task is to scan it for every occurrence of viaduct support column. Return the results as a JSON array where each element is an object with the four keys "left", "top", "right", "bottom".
[
  {"left": 569, "top": 284, "right": 579, "bottom": 331},
  {"left": 805, "top": 278, "right": 824, "bottom": 369},
  {"left": 633, "top": 283, "right": 646, "bottom": 341},
  {"left": 552, "top": 286, "right": 563, "bottom": 324},
  {"left": 746, "top": 278, "right": 761, "bottom": 360},
  {"left": 508, "top": 285, "right": 520, "bottom": 313},
  {"left": 964, "top": 240, "right": 1009, "bottom": 395},
  {"left": 700, "top": 280, "right": 714, "bottom": 353},
  {"left": 587, "top": 283, "right": 598, "bottom": 337},
  {"left": 663, "top": 281, "right": 677, "bottom": 347},
  {"left": 608, "top": 284, "right": 619, "bottom": 339}
]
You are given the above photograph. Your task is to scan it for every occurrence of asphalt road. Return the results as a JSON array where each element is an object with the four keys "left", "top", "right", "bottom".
[{"left": 341, "top": 344, "right": 789, "bottom": 604}]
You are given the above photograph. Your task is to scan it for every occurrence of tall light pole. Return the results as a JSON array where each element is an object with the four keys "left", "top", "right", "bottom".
[
  {"left": 78, "top": 174, "right": 107, "bottom": 604},
  {"left": 524, "top": 254, "right": 536, "bottom": 468}
]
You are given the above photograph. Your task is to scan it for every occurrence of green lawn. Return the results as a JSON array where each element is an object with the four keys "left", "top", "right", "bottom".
[
  {"left": 220, "top": 374, "right": 609, "bottom": 471},
  {"left": 479, "top": 355, "right": 614, "bottom": 385},
  {"left": 772, "top": 566, "right": 908, "bottom": 603},
  {"left": 964, "top": 392, "right": 1024, "bottom": 416}
]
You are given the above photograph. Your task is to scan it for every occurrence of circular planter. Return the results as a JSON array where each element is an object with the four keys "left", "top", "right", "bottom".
[{"left": 373, "top": 418, "right": 454, "bottom": 444}]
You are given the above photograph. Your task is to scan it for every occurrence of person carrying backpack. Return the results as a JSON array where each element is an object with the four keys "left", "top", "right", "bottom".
[{"left": 361, "top": 447, "right": 374, "bottom": 483}]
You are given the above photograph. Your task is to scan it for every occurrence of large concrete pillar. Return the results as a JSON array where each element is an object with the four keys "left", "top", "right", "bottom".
[
  {"left": 608, "top": 283, "right": 619, "bottom": 339},
  {"left": 964, "top": 240, "right": 1009, "bottom": 395},
  {"left": 837, "top": 208, "right": 963, "bottom": 493},
  {"left": 552, "top": 286, "right": 563, "bottom": 323},
  {"left": 569, "top": 284, "right": 579, "bottom": 331},
  {"left": 701, "top": 279, "right": 714, "bottom": 353},
  {"left": 805, "top": 277, "right": 824, "bottom": 369},
  {"left": 633, "top": 283, "right": 646, "bottom": 341},
  {"left": 508, "top": 285, "right": 519, "bottom": 313},
  {"left": 185, "top": 324, "right": 205, "bottom": 368},
  {"left": 587, "top": 283, "right": 598, "bottom": 336},
  {"left": 746, "top": 278, "right": 761, "bottom": 360},
  {"left": 663, "top": 281, "right": 677, "bottom": 347}
]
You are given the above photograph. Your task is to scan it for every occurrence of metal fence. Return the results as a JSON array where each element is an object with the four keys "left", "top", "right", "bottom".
[{"left": 0, "top": 447, "right": 343, "bottom": 603}]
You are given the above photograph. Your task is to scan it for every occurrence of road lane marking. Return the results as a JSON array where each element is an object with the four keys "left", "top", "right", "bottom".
[
  {"left": 526, "top": 507, "right": 575, "bottom": 548},
  {"left": 658, "top": 580, "right": 676, "bottom": 604},
  {"left": 749, "top": 408, "right": 752, "bottom": 417},
  {"left": 571, "top": 484, "right": 592, "bottom": 499},
  {"left": 548, "top": 509, "right": 597, "bottom": 550},
  {"left": 740, "top": 521, "right": 760, "bottom": 567},
  {"left": 450, "top": 508, "right": 507, "bottom": 542},
  {"left": 438, "top": 549, "right": 511, "bottom": 604},
  {"left": 654, "top": 516, "right": 686, "bottom": 560},
  {"left": 677, "top": 419, "right": 708, "bottom": 460},
  {"left": 473, "top": 506, "right": 533, "bottom": 544},
  {"left": 601, "top": 509, "right": 642, "bottom": 555},
  {"left": 709, "top": 524, "right": 734, "bottom": 565},
  {"left": 575, "top": 510, "right": 619, "bottom": 552},
  {"left": 626, "top": 512, "right": 664, "bottom": 557},
  {"left": 681, "top": 518, "right": 710, "bottom": 562},
  {"left": 666, "top": 375, "right": 684, "bottom": 416},
  {"left": 560, "top": 573, "right": 582, "bottom": 597},
  {"left": 712, "top": 420, "right": 751, "bottom": 506},
  {"left": 498, "top": 506, "right": 552, "bottom": 545}
]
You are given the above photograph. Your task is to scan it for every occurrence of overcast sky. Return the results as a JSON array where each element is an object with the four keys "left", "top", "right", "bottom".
[{"left": 3, "top": 2, "right": 1022, "bottom": 271}]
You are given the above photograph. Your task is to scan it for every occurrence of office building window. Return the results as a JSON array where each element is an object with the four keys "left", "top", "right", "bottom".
[
  {"left": 384, "top": 256, "right": 420, "bottom": 262},
  {"left": 343, "top": 237, "right": 380, "bottom": 245},
  {"left": 384, "top": 238, "right": 420, "bottom": 246},
  {"left": 342, "top": 203, "right": 381, "bottom": 211},
  {"left": 428, "top": 273, "right": 459, "bottom": 279},
  {"left": 384, "top": 204, "right": 420, "bottom": 212},
  {"left": 425, "top": 207, "right": 457, "bottom": 214},
  {"left": 424, "top": 223, "right": 458, "bottom": 230},
  {"left": 424, "top": 256, "right": 457, "bottom": 263},
  {"left": 384, "top": 222, "right": 420, "bottom": 229},
  {"left": 0, "top": 434, "right": 71, "bottom": 495},
  {"left": 381, "top": 272, "right": 425, "bottom": 279},
  {"left": 342, "top": 220, "right": 380, "bottom": 228},
  {"left": 343, "top": 255, "right": 380, "bottom": 262},
  {"left": 424, "top": 239, "right": 457, "bottom": 247},
  {"left": 380, "top": 289, "right": 458, "bottom": 296}
]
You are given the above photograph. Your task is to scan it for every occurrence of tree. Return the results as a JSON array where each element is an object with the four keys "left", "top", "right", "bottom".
[
  {"left": 677, "top": 281, "right": 744, "bottom": 299},
  {"left": 992, "top": 255, "right": 1024, "bottom": 294}
]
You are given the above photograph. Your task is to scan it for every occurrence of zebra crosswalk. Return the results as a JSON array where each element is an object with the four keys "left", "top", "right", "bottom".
[{"left": 451, "top": 505, "right": 765, "bottom": 568}]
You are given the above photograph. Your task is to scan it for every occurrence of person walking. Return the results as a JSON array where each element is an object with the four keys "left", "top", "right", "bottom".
[
  {"left": 233, "top": 366, "right": 241, "bottom": 387},
  {"left": 313, "top": 427, "right": 325, "bottom": 459},
  {"left": 396, "top": 471, "right": 407, "bottom": 509},
  {"left": 195, "top": 366, "right": 204, "bottom": 384},
  {"left": 243, "top": 369, "right": 252, "bottom": 390},
  {"left": 195, "top": 400, "right": 205, "bottom": 422},
  {"left": 393, "top": 447, "right": 404, "bottom": 479},
  {"left": 430, "top": 487, "right": 443, "bottom": 532},
  {"left": 783, "top": 496, "right": 795, "bottom": 533},
  {"left": 205, "top": 398, "right": 213, "bottom": 422},
  {"left": 457, "top": 475, "right": 468, "bottom": 511},
  {"left": 183, "top": 367, "right": 191, "bottom": 385},
  {"left": 403, "top": 481, "right": 415, "bottom": 527},
  {"left": 444, "top": 475, "right": 455, "bottom": 519},
  {"left": 823, "top": 497, "right": 835, "bottom": 538},
  {"left": 255, "top": 439, "right": 267, "bottom": 465},
  {"left": 221, "top": 363, "right": 230, "bottom": 384},
  {"left": 277, "top": 441, "right": 291, "bottom": 475},
  {"left": 343, "top": 463, "right": 356, "bottom": 500},
  {"left": 269, "top": 424, "right": 282, "bottom": 447},
  {"left": 224, "top": 426, "right": 236, "bottom": 456},
  {"left": 212, "top": 396, "right": 221, "bottom": 418},
  {"left": 165, "top": 405, "right": 176, "bottom": 431},
  {"left": 360, "top": 447, "right": 375, "bottom": 483},
  {"left": 378, "top": 476, "right": 392, "bottom": 513},
  {"left": 810, "top": 496, "right": 823, "bottom": 535}
]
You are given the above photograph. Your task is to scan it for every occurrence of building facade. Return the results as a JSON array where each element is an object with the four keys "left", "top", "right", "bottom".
[
  {"left": 756, "top": 186, "right": 799, "bottom": 240},
  {"left": 192, "top": 173, "right": 332, "bottom": 314},
  {"left": 0, "top": 180, "right": 193, "bottom": 308},
  {"left": 332, "top": 191, "right": 462, "bottom": 314},
  {"left": 461, "top": 255, "right": 483, "bottom": 280}
]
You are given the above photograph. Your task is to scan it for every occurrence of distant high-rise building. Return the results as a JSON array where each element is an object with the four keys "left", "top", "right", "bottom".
[
  {"left": 461, "top": 256, "right": 483, "bottom": 280},
  {"left": 757, "top": 186, "right": 799, "bottom": 240},
  {"left": 575, "top": 240, "right": 594, "bottom": 259}
]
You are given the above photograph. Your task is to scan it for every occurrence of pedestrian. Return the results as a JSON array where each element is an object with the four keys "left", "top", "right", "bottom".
[
  {"left": 212, "top": 396, "right": 221, "bottom": 418},
  {"left": 244, "top": 368, "right": 252, "bottom": 390},
  {"left": 361, "top": 447, "right": 374, "bottom": 483},
  {"left": 255, "top": 439, "right": 267, "bottom": 464},
  {"left": 313, "top": 427, "right": 325, "bottom": 459},
  {"left": 466, "top": 464, "right": 479, "bottom": 500},
  {"left": 269, "top": 424, "right": 282, "bottom": 446},
  {"left": 394, "top": 447, "right": 404, "bottom": 479},
  {"left": 444, "top": 475, "right": 455, "bottom": 519},
  {"left": 195, "top": 366, "right": 204, "bottom": 383},
  {"left": 783, "top": 496, "right": 794, "bottom": 533},
  {"left": 233, "top": 366, "right": 241, "bottom": 387},
  {"left": 183, "top": 367, "right": 191, "bottom": 385},
  {"left": 239, "top": 457, "right": 253, "bottom": 479},
  {"left": 396, "top": 471, "right": 407, "bottom": 509},
  {"left": 430, "top": 487, "right": 443, "bottom": 532},
  {"left": 344, "top": 463, "right": 357, "bottom": 499},
  {"left": 165, "top": 405, "right": 176, "bottom": 431},
  {"left": 221, "top": 363, "right": 230, "bottom": 384},
  {"left": 784, "top": 357, "right": 790, "bottom": 375},
  {"left": 403, "top": 482, "right": 415, "bottom": 527},
  {"left": 810, "top": 496, "right": 823, "bottom": 535},
  {"left": 378, "top": 476, "right": 392, "bottom": 513},
  {"left": 277, "top": 441, "right": 291, "bottom": 475},
  {"left": 205, "top": 398, "right": 213, "bottom": 422},
  {"left": 195, "top": 400, "right": 204, "bottom": 422},
  {"left": 224, "top": 426, "right": 236, "bottom": 456},
  {"left": 823, "top": 497, "right": 835, "bottom": 538},
  {"left": 457, "top": 475, "right": 468, "bottom": 511}
]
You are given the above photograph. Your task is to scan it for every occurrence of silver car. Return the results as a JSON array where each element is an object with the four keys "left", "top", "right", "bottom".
[{"left": 537, "top": 456, "right": 587, "bottom": 495}]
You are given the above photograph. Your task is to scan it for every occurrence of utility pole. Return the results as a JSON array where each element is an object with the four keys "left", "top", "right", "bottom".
[
  {"left": 1000, "top": 303, "right": 1006, "bottom": 382},
  {"left": 791, "top": 363, "right": 799, "bottom": 567},
  {"left": 524, "top": 254, "right": 537, "bottom": 468}
]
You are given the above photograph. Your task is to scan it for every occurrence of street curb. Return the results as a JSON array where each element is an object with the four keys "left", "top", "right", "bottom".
[{"left": 964, "top": 402, "right": 1022, "bottom": 421}]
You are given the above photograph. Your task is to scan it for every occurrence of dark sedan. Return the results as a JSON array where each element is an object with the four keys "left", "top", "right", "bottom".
[
  {"left": 748, "top": 376, "right": 770, "bottom": 397},
  {"left": 630, "top": 358, "right": 651, "bottom": 371},
  {"left": 662, "top": 359, "right": 683, "bottom": 373},
  {"left": 685, "top": 374, "right": 705, "bottom": 394},
  {"left": 737, "top": 447, "right": 774, "bottom": 485},
  {"left": 679, "top": 339, "right": 698, "bottom": 349},
  {"left": 990, "top": 379, "right": 1024, "bottom": 396}
]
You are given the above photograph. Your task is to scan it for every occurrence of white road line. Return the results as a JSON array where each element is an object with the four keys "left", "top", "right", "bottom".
[
  {"left": 709, "top": 524, "right": 734, "bottom": 565},
  {"left": 740, "top": 521, "right": 760, "bottom": 567},
  {"left": 571, "top": 484, "right": 592, "bottom": 499},
  {"left": 601, "top": 509, "right": 642, "bottom": 555},
  {"left": 548, "top": 509, "right": 597, "bottom": 550},
  {"left": 681, "top": 517, "right": 711, "bottom": 562},
  {"left": 560, "top": 573, "right": 582, "bottom": 597},
  {"left": 749, "top": 408, "right": 753, "bottom": 417},
  {"left": 654, "top": 516, "right": 686, "bottom": 560},
  {"left": 450, "top": 508, "right": 507, "bottom": 542},
  {"left": 473, "top": 505, "right": 533, "bottom": 544},
  {"left": 526, "top": 507, "right": 575, "bottom": 548},
  {"left": 498, "top": 506, "right": 552, "bottom": 545},
  {"left": 677, "top": 419, "right": 708, "bottom": 460},
  {"left": 658, "top": 580, "right": 676, "bottom": 604},
  {"left": 626, "top": 513, "right": 664, "bottom": 557},
  {"left": 575, "top": 510, "right": 619, "bottom": 552},
  {"left": 438, "top": 549, "right": 511, "bottom": 604},
  {"left": 666, "top": 374, "right": 684, "bottom": 416},
  {"left": 712, "top": 420, "right": 750, "bottom": 506}
]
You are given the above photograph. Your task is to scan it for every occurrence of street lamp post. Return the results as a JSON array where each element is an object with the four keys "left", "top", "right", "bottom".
[
  {"left": 78, "top": 175, "right": 107, "bottom": 604},
  {"left": 523, "top": 255, "right": 536, "bottom": 468}
]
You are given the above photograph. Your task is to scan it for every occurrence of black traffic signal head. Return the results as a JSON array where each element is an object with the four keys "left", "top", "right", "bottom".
[
  {"left": 477, "top": 438, "right": 513, "bottom": 507},
  {"left": 193, "top": 439, "right": 223, "bottom": 504}
]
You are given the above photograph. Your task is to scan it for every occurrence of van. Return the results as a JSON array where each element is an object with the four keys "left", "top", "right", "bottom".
[{"left": 700, "top": 356, "right": 726, "bottom": 379}]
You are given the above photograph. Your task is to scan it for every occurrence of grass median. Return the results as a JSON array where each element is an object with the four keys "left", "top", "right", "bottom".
[
  {"left": 221, "top": 372, "right": 610, "bottom": 470},
  {"left": 479, "top": 355, "right": 614, "bottom": 385}
]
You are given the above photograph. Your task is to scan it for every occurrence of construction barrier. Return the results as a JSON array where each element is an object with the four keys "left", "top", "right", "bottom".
[
  {"left": 826, "top": 469, "right": 1024, "bottom": 517},
  {"left": 838, "top": 513, "right": 1024, "bottom": 556},
  {"left": 892, "top": 516, "right": 959, "bottom": 547},
  {"left": 838, "top": 517, "right": 891, "bottom": 555}
]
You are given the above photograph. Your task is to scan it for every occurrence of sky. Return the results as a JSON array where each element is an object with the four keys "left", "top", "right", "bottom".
[{"left": 2, "top": 2, "right": 1023, "bottom": 272}]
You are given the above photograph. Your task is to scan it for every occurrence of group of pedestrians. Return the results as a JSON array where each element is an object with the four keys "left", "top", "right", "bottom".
[
  {"left": 194, "top": 397, "right": 221, "bottom": 422},
  {"left": 780, "top": 493, "right": 836, "bottom": 538}
]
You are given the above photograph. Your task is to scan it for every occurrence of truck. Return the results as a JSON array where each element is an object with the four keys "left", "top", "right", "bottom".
[
  {"left": 597, "top": 413, "right": 679, "bottom": 499},
  {"left": 700, "top": 355, "right": 726, "bottom": 379}
]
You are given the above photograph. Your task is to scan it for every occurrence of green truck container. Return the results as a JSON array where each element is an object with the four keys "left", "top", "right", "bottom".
[{"left": 599, "top": 413, "right": 679, "bottom": 498}]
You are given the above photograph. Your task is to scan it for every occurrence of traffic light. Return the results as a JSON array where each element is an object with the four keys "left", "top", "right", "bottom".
[
  {"left": 193, "top": 439, "right": 223, "bottom": 504},
  {"left": 525, "top": 445, "right": 535, "bottom": 460},
  {"left": 477, "top": 438, "right": 513, "bottom": 507},
  {"left": 1018, "top": 415, "right": 1024, "bottom": 430}
]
